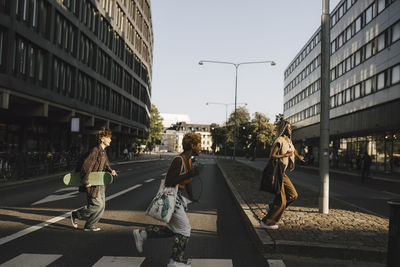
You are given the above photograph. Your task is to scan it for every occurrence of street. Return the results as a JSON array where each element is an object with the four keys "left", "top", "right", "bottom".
[{"left": 0, "top": 157, "right": 269, "bottom": 267}]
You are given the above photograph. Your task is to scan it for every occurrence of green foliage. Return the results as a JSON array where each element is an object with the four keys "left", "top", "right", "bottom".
[
  {"left": 143, "top": 104, "right": 164, "bottom": 151},
  {"left": 210, "top": 108, "right": 277, "bottom": 157}
]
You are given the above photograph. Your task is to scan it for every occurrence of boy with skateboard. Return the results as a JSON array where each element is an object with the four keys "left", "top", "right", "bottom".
[{"left": 70, "top": 128, "right": 117, "bottom": 231}]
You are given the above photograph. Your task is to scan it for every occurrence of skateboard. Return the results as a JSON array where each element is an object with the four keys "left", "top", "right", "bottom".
[{"left": 63, "top": 172, "right": 113, "bottom": 186}]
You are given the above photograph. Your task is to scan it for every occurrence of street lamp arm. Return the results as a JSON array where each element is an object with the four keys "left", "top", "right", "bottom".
[
  {"left": 199, "top": 60, "right": 236, "bottom": 66},
  {"left": 238, "top": 60, "right": 276, "bottom": 66}
]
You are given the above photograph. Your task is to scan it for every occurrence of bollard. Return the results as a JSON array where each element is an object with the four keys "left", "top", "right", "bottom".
[{"left": 387, "top": 199, "right": 400, "bottom": 267}]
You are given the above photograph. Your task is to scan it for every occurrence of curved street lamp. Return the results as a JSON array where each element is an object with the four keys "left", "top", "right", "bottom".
[{"left": 199, "top": 60, "right": 276, "bottom": 159}]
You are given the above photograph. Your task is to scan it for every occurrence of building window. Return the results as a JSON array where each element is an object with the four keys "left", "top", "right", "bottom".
[
  {"left": 365, "top": 78, "right": 373, "bottom": 95},
  {"left": 392, "top": 65, "right": 400, "bottom": 84},
  {"left": 37, "top": 49, "right": 45, "bottom": 83},
  {"left": 392, "top": 22, "right": 400, "bottom": 43},
  {"left": 377, "top": 0, "right": 385, "bottom": 13},
  {"left": 377, "top": 33, "right": 385, "bottom": 51},
  {"left": 18, "top": 40, "right": 27, "bottom": 75},
  {"left": 28, "top": 45, "right": 35, "bottom": 78},
  {"left": 0, "top": 30, "right": 4, "bottom": 69},
  {"left": 377, "top": 72, "right": 385, "bottom": 90},
  {"left": 355, "top": 16, "right": 361, "bottom": 33},
  {"left": 354, "top": 84, "right": 361, "bottom": 99}
]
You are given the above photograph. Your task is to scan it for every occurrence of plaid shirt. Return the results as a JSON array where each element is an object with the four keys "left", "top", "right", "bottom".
[{"left": 81, "top": 145, "right": 113, "bottom": 197}]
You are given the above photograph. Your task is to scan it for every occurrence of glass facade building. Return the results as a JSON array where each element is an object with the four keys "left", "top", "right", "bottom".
[
  {"left": 0, "top": 0, "right": 153, "bottom": 159},
  {"left": 283, "top": 0, "right": 400, "bottom": 175}
]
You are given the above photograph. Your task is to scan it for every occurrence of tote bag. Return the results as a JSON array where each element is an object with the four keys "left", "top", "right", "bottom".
[
  {"left": 146, "top": 156, "right": 186, "bottom": 223},
  {"left": 259, "top": 159, "right": 280, "bottom": 194},
  {"left": 145, "top": 178, "right": 178, "bottom": 223}
]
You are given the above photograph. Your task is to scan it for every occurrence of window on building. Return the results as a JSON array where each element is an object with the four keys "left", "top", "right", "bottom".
[
  {"left": 355, "top": 16, "right": 361, "bottom": 33},
  {"left": 377, "top": 0, "right": 385, "bottom": 13},
  {"left": 377, "top": 33, "right": 385, "bottom": 51},
  {"left": 392, "top": 65, "right": 400, "bottom": 84},
  {"left": 28, "top": 45, "right": 35, "bottom": 78},
  {"left": 0, "top": 30, "right": 4, "bottom": 69},
  {"left": 346, "top": 26, "right": 352, "bottom": 41},
  {"left": 365, "top": 5, "right": 373, "bottom": 24},
  {"left": 355, "top": 50, "right": 361, "bottom": 66},
  {"left": 354, "top": 84, "right": 361, "bottom": 99},
  {"left": 365, "top": 42, "right": 372, "bottom": 59},
  {"left": 377, "top": 71, "right": 385, "bottom": 90},
  {"left": 365, "top": 78, "right": 373, "bottom": 95},
  {"left": 346, "top": 88, "right": 351, "bottom": 103},
  {"left": 37, "top": 49, "right": 45, "bottom": 83},
  {"left": 392, "top": 22, "right": 400, "bottom": 43},
  {"left": 346, "top": 56, "right": 352, "bottom": 72},
  {"left": 18, "top": 39, "right": 26, "bottom": 75}
]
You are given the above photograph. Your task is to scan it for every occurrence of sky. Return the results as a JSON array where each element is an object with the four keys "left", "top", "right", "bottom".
[{"left": 150, "top": 0, "right": 341, "bottom": 126}]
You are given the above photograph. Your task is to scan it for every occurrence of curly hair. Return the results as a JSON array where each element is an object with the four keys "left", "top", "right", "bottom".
[
  {"left": 182, "top": 132, "right": 201, "bottom": 151},
  {"left": 96, "top": 127, "right": 112, "bottom": 143}
]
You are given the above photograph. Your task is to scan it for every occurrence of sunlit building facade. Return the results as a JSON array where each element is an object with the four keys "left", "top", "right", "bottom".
[
  {"left": 283, "top": 0, "right": 400, "bottom": 174},
  {"left": 0, "top": 0, "right": 153, "bottom": 159}
]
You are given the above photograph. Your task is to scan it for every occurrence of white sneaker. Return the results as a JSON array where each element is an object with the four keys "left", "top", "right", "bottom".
[
  {"left": 167, "top": 259, "right": 192, "bottom": 267},
  {"left": 260, "top": 221, "right": 278, "bottom": 230},
  {"left": 133, "top": 229, "right": 144, "bottom": 253}
]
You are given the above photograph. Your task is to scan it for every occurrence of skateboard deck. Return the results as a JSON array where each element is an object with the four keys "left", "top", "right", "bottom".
[{"left": 63, "top": 172, "right": 113, "bottom": 186}]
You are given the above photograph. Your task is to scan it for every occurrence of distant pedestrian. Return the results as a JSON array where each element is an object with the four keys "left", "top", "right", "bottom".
[
  {"left": 70, "top": 128, "right": 117, "bottom": 231},
  {"left": 123, "top": 147, "right": 129, "bottom": 160},
  {"left": 260, "top": 119, "right": 305, "bottom": 230},
  {"left": 132, "top": 132, "right": 201, "bottom": 267},
  {"left": 361, "top": 152, "right": 372, "bottom": 182}
]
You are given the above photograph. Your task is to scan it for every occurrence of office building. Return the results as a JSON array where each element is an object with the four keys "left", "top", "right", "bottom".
[
  {"left": 0, "top": 0, "right": 153, "bottom": 160},
  {"left": 283, "top": 0, "right": 400, "bottom": 174}
]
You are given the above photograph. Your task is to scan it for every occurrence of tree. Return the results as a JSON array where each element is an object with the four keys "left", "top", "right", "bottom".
[
  {"left": 226, "top": 106, "right": 251, "bottom": 145},
  {"left": 249, "top": 112, "right": 275, "bottom": 158},
  {"left": 210, "top": 124, "right": 227, "bottom": 154},
  {"left": 143, "top": 104, "right": 164, "bottom": 151}
]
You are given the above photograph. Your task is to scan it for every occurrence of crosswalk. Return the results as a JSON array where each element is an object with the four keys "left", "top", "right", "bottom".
[
  {"left": 0, "top": 254, "right": 235, "bottom": 267},
  {"left": 0, "top": 254, "right": 287, "bottom": 267}
]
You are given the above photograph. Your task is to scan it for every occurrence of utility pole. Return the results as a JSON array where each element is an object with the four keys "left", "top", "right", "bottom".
[{"left": 319, "top": 0, "right": 330, "bottom": 214}]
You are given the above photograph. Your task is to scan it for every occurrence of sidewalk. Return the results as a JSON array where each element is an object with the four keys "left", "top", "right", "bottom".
[{"left": 216, "top": 159, "right": 389, "bottom": 263}]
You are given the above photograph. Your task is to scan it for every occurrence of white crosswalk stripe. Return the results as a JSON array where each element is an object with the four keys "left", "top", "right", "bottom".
[
  {"left": 191, "top": 258, "right": 233, "bottom": 267},
  {"left": 92, "top": 256, "right": 145, "bottom": 267},
  {"left": 0, "top": 253, "right": 62, "bottom": 267},
  {"left": 267, "top": 259, "right": 287, "bottom": 267},
  {"left": 0, "top": 254, "right": 238, "bottom": 267}
]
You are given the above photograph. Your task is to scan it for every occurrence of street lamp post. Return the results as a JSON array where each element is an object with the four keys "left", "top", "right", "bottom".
[
  {"left": 206, "top": 102, "right": 247, "bottom": 157},
  {"left": 199, "top": 60, "right": 276, "bottom": 159}
]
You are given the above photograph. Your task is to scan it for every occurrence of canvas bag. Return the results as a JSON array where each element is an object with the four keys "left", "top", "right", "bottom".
[{"left": 146, "top": 156, "right": 186, "bottom": 223}]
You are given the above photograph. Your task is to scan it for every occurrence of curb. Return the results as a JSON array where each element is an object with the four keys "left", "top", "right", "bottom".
[{"left": 216, "top": 160, "right": 387, "bottom": 262}]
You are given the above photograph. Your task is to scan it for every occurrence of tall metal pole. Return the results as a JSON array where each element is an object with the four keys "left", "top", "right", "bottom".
[
  {"left": 233, "top": 65, "right": 239, "bottom": 160},
  {"left": 319, "top": 0, "right": 330, "bottom": 214}
]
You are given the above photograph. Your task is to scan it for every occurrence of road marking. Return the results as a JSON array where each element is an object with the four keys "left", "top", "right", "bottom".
[
  {"left": 32, "top": 191, "right": 79, "bottom": 205},
  {"left": 161, "top": 172, "right": 167, "bottom": 176},
  {"left": 267, "top": 259, "right": 286, "bottom": 267},
  {"left": 0, "top": 214, "right": 70, "bottom": 246},
  {"left": 105, "top": 184, "right": 142, "bottom": 201},
  {"left": 55, "top": 187, "right": 78, "bottom": 193},
  {"left": 144, "top": 178, "right": 154, "bottom": 183},
  {"left": 127, "top": 169, "right": 132, "bottom": 171},
  {"left": 0, "top": 183, "right": 144, "bottom": 246},
  {"left": 191, "top": 259, "right": 233, "bottom": 267},
  {"left": 0, "top": 253, "right": 62, "bottom": 266},
  {"left": 92, "top": 256, "right": 145, "bottom": 267}
]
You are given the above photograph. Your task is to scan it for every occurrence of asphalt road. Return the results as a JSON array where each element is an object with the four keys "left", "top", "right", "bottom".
[{"left": 0, "top": 157, "right": 269, "bottom": 267}]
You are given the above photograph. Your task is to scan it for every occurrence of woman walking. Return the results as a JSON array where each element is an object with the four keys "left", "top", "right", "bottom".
[
  {"left": 132, "top": 132, "right": 201, "bottom": 267},
  {"left": 260, "top": 119, "right": 304, "bottom": 230}
]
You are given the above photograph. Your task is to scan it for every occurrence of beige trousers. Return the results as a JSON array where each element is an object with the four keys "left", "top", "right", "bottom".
[{"left": 264, "top": 173, "right": 298, "bottom": 225}]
